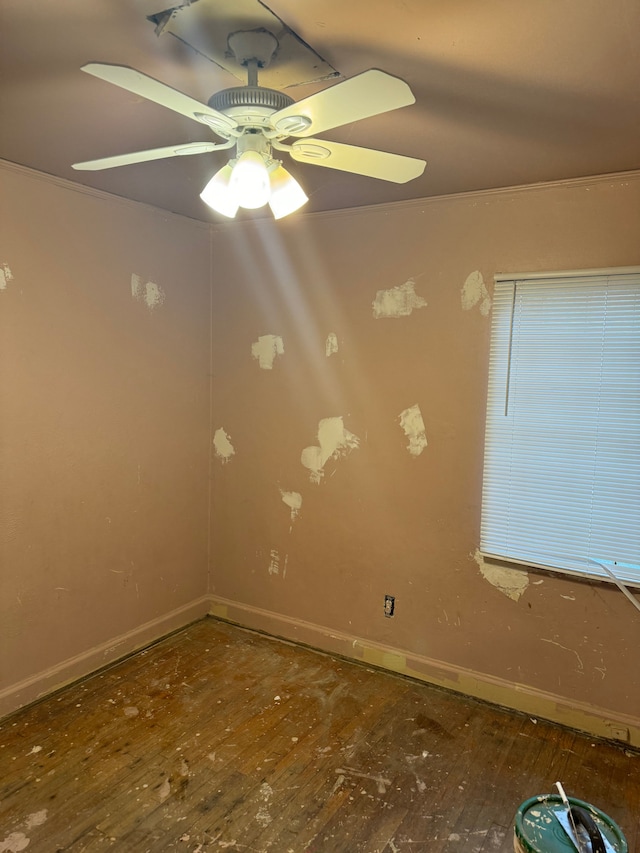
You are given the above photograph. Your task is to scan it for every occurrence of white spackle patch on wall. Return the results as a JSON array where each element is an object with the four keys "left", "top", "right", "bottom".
[
  {"left": 131, "top": 273, "right": 165, "bottom": 310},
  {"left": 326, "top": 332, "right": 339, "bottom": 357},
  {"left": 372, "top": 278, "right": 427, "bottom": 319},
  {"left": 251, "top": 334, "right": 284, "bottom": 370},
  {"left": 213, "top": 428, "right": 235, "bottom": 464},
  {"left": 268, "top": 550, "right": 280, "bottom": 575},
  {"left": 0, "top": 262, "right": 14, "bottom": 291},
  {"left": 280, "top": 490, "right": 302, "bottom": 522},
  {"left": 461, "top": 270, "right": 492, "bottom": 316},
  {"left": 473, "top": 549, "right": 529, "bottom": 601},
  {"left": 268, "top": 551, "right": 288, "bottom": 578},
  {"left": 399, "top": 404, "right": 428, "bottom": 457},
  {"left": 301, "top": 417, "right": 360, "bottom": 484}
]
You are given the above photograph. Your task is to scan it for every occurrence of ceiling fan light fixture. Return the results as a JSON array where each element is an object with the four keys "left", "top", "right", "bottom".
[
  {"left": 74, "top": 62, "right": 425, "bottom": 218},
  {"left": 268, "top": 165, "right": 308, "bottom": 219},
  {"left": 229, "top": 149, "right": 271, "bottom": 209},
  {"left": 200, "top": 164, "right": 239, "bottom": 218}
]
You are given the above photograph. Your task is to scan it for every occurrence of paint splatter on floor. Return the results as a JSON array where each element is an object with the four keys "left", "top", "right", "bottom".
[
  {"left": 24, "top": 811, "right": 47, "bottom": 830},
  {"left": 0, "top": 832, "right": 30, "bottom": 852},
  {"left": 158, "top": 777, "right": 171, "bottom": 802}
]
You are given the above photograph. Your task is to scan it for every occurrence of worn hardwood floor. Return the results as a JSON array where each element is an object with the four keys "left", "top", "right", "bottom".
[{"left": 0, "top": 617, "right": 638, "bottom": 852}]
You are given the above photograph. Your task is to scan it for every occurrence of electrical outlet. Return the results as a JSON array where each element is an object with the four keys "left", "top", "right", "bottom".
[{"left": 384, "top": 595, "right": 395, "bottom": 617}]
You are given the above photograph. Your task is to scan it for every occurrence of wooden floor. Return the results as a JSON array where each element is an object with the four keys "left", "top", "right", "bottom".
[{"left": 0, "top": 618, "right": 638, "bottom": 853}]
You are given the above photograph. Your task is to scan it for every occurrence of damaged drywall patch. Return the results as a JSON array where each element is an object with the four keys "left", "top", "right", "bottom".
[
  {"left": 268, "top": 550, "right": 288, "bottom": 578},
  {"left": 268, "top": 551, "right": 280, "bottom": 575},
  {"left": 213, "top": 428, "right": 235, "bottom": 463},
  {"left": 251, "top": 334, "right": 284, "bottom": 370},
  {"left": 399, "top": 404, "right": 428, "bottom": 457},
  {"left": 131, "top": 273, "right": 165, "bottom": 310},
  {"left": 461, "top": 270, "right": 491, "bottom": 316},
  {"left": 280, "top": 490, "right": 302, "bottom": 522},
  {"left": 473, "top": 549, "right": 529, "bottom": 601},
  {"left": 373, "top": 278, "right": 427, "bottom": 319},
  {"left": 301, "top": 417, "right": 360, "bottom": 484},
  {"left": 0, "top": 263, "right": 14, "bottom": 291},
  {"left": 326, "top": 332, "right": 339, "bottom": 357}
]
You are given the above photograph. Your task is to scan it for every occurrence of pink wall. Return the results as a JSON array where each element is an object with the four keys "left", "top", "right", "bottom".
[
  {"left": 0, "top": 164, "right": 211, "bottom": 712},
  {"left": 209, "top": 174, "right": 640, "bottom": 737},
  {"left": 2, "top": 160, "right": 639, "bottom": 740}
]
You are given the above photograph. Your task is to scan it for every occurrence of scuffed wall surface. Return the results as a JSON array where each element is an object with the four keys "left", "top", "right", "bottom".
[
  {"left": 210, "top": 175, "right": 640, "bottom": 724},
  {"left": 0, "top": 164, "right": 211, "bottom": 693}
]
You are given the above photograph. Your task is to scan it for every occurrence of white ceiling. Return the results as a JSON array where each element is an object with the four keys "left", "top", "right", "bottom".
[{"left": 1, "top": 0, "right": 639, "bottom": 221}]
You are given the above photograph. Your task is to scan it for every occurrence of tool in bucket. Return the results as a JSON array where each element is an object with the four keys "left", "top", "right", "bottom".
[
  {"left": 555, "top": 782, "right": 607, "bottom": 853},
  {"left": 513, "top": 784, "right": 628, "bottom": 853}
]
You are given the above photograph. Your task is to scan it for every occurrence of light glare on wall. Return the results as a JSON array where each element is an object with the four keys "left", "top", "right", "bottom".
[{"left": 200, "top": 157, "right": 308, "bottom": 220}]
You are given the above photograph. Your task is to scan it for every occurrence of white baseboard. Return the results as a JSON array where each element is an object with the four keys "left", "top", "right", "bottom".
[
  {"left": 209, "top": 595, "right": 640, "bottom": 749},
  {"left": 0, "top": 595, "right": 211, "bottom": 719},
  {"left": 3, "top": 592, "right": 637, "bottom": 749}
]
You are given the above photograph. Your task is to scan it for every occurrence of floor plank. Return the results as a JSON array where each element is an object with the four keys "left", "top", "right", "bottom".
[{"left": 0, "top": 617, "right": 638, "bottom": 852}]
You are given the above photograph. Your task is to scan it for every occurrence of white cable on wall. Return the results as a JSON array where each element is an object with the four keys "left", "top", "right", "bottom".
[{"left": 590, "top": 559, "right": 640, "bottom": 615}]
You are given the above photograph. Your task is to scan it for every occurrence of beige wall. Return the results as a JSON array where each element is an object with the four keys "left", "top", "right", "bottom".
[
  {"left": 209, "top": 173, "right": 640, "bottom": 741},
  {"left": 0, "top": 164, "right": 211, "bottom": 714},
  {"left": 2, "top": 160, "right": 639, "bottom": 741}
]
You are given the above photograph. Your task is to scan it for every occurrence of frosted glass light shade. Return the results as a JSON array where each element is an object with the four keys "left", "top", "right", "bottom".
[
  {"left": 229, "top": 151, "right": 271, "bottom": 209},
  {"left": 200, "top": 157, "right": 308, "bottom": 220},
  {"left": 200, "top": 164, "right": 238, "bottom": 218},
  {"left": 268, "top": 166, "right": 309, "bottom": 219}
]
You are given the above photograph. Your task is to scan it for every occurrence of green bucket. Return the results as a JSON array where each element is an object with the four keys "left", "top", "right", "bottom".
[{"left": 514, "top": 794, "right": 627, "bottom": 853}]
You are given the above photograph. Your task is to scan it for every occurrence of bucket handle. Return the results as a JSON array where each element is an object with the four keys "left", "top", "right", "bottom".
[{"left": 569, "top": 806, "right": 606, "bottom": 853}]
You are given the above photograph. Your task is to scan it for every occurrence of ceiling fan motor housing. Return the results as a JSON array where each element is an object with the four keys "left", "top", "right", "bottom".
[
  {"left": 209, "top": 86, "right": 293, "bottom": 114},
  {"left": 208, "top": 87, "right": 294, "bottom": 132}
]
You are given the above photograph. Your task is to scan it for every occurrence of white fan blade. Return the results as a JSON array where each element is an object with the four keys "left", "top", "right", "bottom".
[
  {"left": 72, "top": 141, "right": 229, "bottom": 171},
  {"left": 271, "top": 69, "right": 415, "bottom": 138},
  {"left": 290, "top": 139, "right": 426, "bottom": 183},
  {"left": 81, "top": 63, "right": 237, "bottom": 134}
]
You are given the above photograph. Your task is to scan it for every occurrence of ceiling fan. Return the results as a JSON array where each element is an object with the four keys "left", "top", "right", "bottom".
[{"left": 72, "top": 29, "right": 427, "bottom": 219}]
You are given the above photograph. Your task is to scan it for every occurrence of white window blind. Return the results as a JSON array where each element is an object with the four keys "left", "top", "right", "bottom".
[{"left": 481, "top": 268, "right": 640, "bottom": 585}]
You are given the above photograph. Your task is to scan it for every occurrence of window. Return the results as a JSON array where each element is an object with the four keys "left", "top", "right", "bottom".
[{"left": 480, "top": 267, "right": 640, "bottom": 585}]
